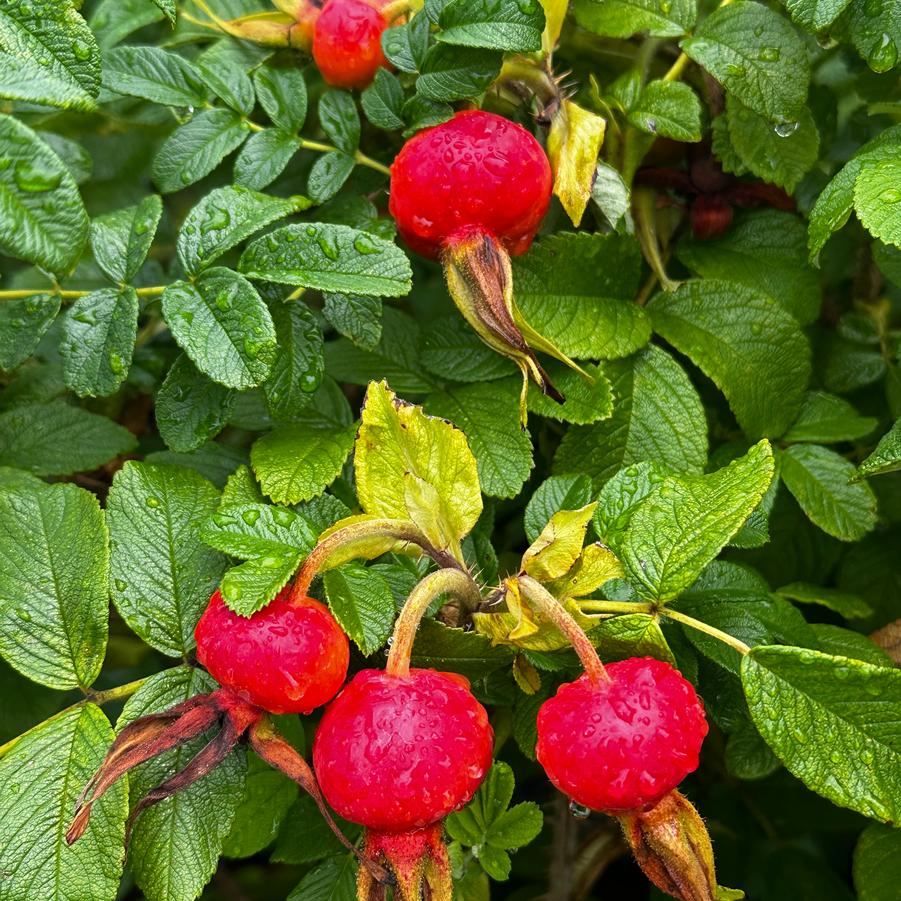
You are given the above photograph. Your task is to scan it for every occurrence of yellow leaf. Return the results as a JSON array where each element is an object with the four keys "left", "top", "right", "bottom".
[
  {"left": 355, "top": 381, "right": 482, "bottom": 558},
  {"left": 522, "top": 502, "right": 596, "bottom": 582},
  {"left": 546, "top": 542, "right": 624, "bottom": 599},
  {"left": 513, "top": 654, "right": 542, "bottom": 693},
  {"left": 540, "top": 0, "right": 569, "bottom": 53},
  {"left": 547, "top": 100, "right": 606, "bottom": 227}
]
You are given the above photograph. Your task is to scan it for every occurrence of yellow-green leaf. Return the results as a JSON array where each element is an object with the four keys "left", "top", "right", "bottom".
[
  {"left": 354, "top": 381, "right": 482, "bottom": 557},
  {"left": 540, "top": 0, "right": 569, "bottom": 52},
  {"left": 545, "top": 542, "right": 624, "bottom": 599},
  {"left": 547, "top": 100, "right": 606, "bottom": 226},
  {"left": 522, "top": 503, "right": 596, "bottom": 582}
]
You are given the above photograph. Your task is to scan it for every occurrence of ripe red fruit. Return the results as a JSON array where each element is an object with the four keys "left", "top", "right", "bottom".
[
  {"left": 312, "top": 0, "right": 389, "bottom": 89},
  {"left": 389, "top": 110, "right": 553, "bottom": 260},
  {"left": 536, "top": 657, "right": 708, "bottom": 813},
  {"left": 313, "top": 667, "right": 493, "bottom": 832},
  {"left": 195, "top": 587, "right": 349, "bottom": 715}
]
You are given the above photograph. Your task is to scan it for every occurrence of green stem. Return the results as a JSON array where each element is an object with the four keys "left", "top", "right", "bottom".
[
  {"left": 386, "top": 569, "right": 483, "bottom": 678},
  {"left": 516, "top": 575, "right": 609, "bottom": 684},
  {"left": 660, "top": 608, "right": 751, "bottom": 655},
  {"left": 578, "top": 600, "right": 655, "bottom": 615},
  {"left": 0, "top": 676, "right": 148, "bottom": 759},
  {"left": 0, "top": 286, "right": 167, "bottom": 301}
]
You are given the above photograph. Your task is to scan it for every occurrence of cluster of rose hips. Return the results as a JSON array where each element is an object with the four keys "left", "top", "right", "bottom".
[{"left": 68, "top": 563, "right": 711, "bottom": 899}]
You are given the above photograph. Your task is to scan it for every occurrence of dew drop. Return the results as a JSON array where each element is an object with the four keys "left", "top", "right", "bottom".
[
  {"left": 569, "top": 801, "right": 591, "bottom": 819},
  {"left": 242, "top": 508, "right": 261, "bottom": 527},
  {"left": 14, "top": 159, "right": 61, "bottom": 192},
  {"left": 72, "top": 39, "right": 92, "bottom": 61},
  {"left": 878, "top": 188, "right": 901, "bottom": 204},
  {"left": 867, "top": 33, "right": 897, "bottom": 73},
  {"left": 16, "top": 608, "right": 32, "bottom": 622},
  {"left": 774, "top": 120, "right": 800, "bottom": 138},
  {"left": 109, "top": 351, "right": 124, "bottom": 375},
  {"left": 757, "top": 46, "right": 780, "bottom": 62},
  {"left": 145, "top": 496, "right": 161, "bottom": 508},
  {"left": 114, "top": 579, "right": 128, "bottom": 592}
]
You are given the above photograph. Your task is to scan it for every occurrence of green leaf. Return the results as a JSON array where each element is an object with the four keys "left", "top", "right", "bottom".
[
  {"left": 0, "top": 293, "right": 60, "bottom": 371},
  {"left": 857, "top": 418, "right": 901, "bottom": 479},
  {"left": 234, "top": 128, "right": 300, "bottom": 191},
  {"left": 780, "top": 444, "right": 878, "bottom": 541},
  {"left": 0, "top": 115, "right": 89, "bottom": 274},
  {"left": 102, "top": 45, "right": 206, "bottom": 107},
  {"left": 593, "top": 461, "right": 667, "bottom": 555},
  {"left": 264, "top": 300, "right": 325, "bottom": 420},
  {"left": 222, "top": 745, "right": 299, "bottom": 859},
  {"left": 0, "top": 0, "right": 100, "bottom": 110},
  {"left": 145, "top": 442, "right": 248, "bottom": 488},
  {"left": 251, "top": 422, "right": 356, "bottom": 505},
  {"left": 783, "top": 391, "right": 877, "bottom": 444},
  {"left": 410, "top": 618, "right": 514, "bottom": 680},
  {"left": 122, "top": 667, "right": 245, "bottom": 901},
  {"left": 724, "top": 97, "right": 819, "bottom": 194},
  {"left": 589, "top": 613, "right": 676, "bottom": 663},
  {"left": 89, "top": 0, "right": 166, "bottom": 49},
  {"left": 524, "top": 474, "right": 594, "bottom": 543},
  {"left": 512, "top": 233, "right": 649, "bottom": 360},
  {"left": 426, "top": 379, "right": 533, "bottom": 499},
  {"left": 272, "top": 794, "right": 360, "bottom": 865},
  {"left": 571, "top": 0, "right": 697, "bottom": 38},
  {"left": 0, "top": 400, "right": 136, "bottom": 475},
  {"left": 528, "top": 360, "right": 613, "bottom": 423},
  {"left": 438, "top": 0, "right": 545, "bottom": 51},
  {"left": 776, "top": 582, "right": 872, "bottom": 619},
  {"left": 218, "top": 555, "right": 300, "bottom": 617},
  {"left": 807, "top": 128, "right": 901, "bottom": 263},
  {"left": 854, "top": 823, "right": 901, "bottom": 901},
  {"left": 487, "top": 803, "right": 544, "bottom": 850},
  {"left": 60, "top": 287, "right": 138, "bottom": 397},
  {"left": 417, "top": 44, "right": 502, "bottom": 101},
  {"left": 322, "top": 293, "right": 382, "bottom": 351},
  {"left": 177, "top": 185, "right": 301, "bottom": 276},
  {"left": 254, "top": 64, "right": 307, "bottom": 133},
  {"left": 90, "top": 194, "right": 163, "bottom": 283},
  {"left": 152, "top": 109, "right": 249, "bottom": 194},
  {"left": 382, "top": 14, "right": 430, "bottom": 73},
  {"left": 628, "top": 80, "right": 703, "bottom": 142},
  {"left": 0, "top": 482, "right": 108, "bottom": 690},
  {"left": 202, "top": 503, "right": 316, "bottom": 561},
  {"left": 361, "top": 69, "right": 405, "bottom": 129},
  {"left": 356, "top": 380, "right": 484, "bottom": 550},
  {"left": 0, "top": 705, "right": 126, "bottom": 901},
  {"left": 421, "top": 315, "right": 515, "bottom": 383},
  {"left": 307, "top": 150, "right": 356, "bottom": 203},
  {"left": 812, "top": 624, "right": 893, "bottom": 668},
  {"left": 319, "top": 89, "right": 360, "bottom": 154},
  {"left": 834, "top": 0, "right": 900, "bottom": 73},
  {"left": 554, "top": 346, "right": 707, "bottom": 487},
  {"left": 682, "top": 0, "right": 810, "bottom": 123},
  {"left": 156, "top": 354, "right": 236, "bottom": 453},
  {"left": 783, "top": 0, "right": 851, "bottom": 31},
  {"left": 107, "top": 462, "right": 226, "bottom": 656},
  {"left": 162, "top": 268, "right": 277, "bottom": 390},
  {"left": 323, "top": 564, "right": 396, "bottom": 655},
  {"left": 742, "top": 645, "right": 901, "bottom": 822},
  {"left": 287, "top": 855, "right": 357, "bottom": 901},
  {"left": 240, "top": 223, "right": 412, "bottom": 297},
  {"left": 196, "top": 53, "right": 254, "bottom": 115},
  {"left": 854, "top": 156, "right": 901, "bottom": 247},
  {"left": 621, "top": 440, "right": 775, "bottom": 603},
  {"left": 649, "top": 279, "right": 811, "bottom": 439}
]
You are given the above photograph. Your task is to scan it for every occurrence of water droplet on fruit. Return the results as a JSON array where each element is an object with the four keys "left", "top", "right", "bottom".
[{"left": 569, "top": 801, "right": 591, "bottom": 819}]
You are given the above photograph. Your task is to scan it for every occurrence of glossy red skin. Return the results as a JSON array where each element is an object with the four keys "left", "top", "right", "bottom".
[
  {"left": 312, "top": 0, "right": 388, "bottom": 89},
  {"left": 536, "top": 657, "right": 708, "bottom": 814},
  {"left": 313, "top": 668, "right": 494, "bottom": 832},
  {"left": 389, "top": 110, "right": 553, "bottom": 259},
  {"left": 194, "top": 588, "right": 349, "bottom": 715}
]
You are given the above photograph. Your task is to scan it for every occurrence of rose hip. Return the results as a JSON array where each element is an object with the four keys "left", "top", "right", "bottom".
[
  {"left": 536, "top": 656, "right": 708, "bottom": 813},
  {"left": 312, "top": 0, "right": 389, "bottom": 89},
  {"left": 195, "top": 586, "right": 349, "bottom": 715}
]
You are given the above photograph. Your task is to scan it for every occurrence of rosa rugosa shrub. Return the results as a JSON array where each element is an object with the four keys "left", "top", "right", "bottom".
[{"left": 1, "top": 1, "right": 900, "bottom": 900}]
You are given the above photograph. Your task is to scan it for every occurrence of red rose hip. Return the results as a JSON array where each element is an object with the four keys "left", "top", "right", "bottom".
[
  {"left": 389, "top": 109, "right": 552, "bottom": 259},
  {"left": 536, "top": 657, "right": 708, "bottom": 813},
  {"left": 313, "top": 667, "right": 493, "bottom": 832},
  {"left": 312, "top": 0, "right": 389, "bottom": 89},
  {"left": 195, "top": 586, "right": 349, "bottom": 715}
]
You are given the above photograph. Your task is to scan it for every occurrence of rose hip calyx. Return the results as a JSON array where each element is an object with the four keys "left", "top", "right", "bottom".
[
  {"left": 536, "top": 656, "right": 708, "bottom": 814},
  {"left": 389, "top": 109, "right": 591, "bottom": 423},
  {"left": 195, "top": 586, "right": 350, "bottom": 715}
]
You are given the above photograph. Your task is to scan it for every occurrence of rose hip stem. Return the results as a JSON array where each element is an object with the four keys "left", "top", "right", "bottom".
[
  {"left": 386, "top": 568, "right": 483, "bottom": 677},
  {"left": 514, "top": 574, "right": 610, "bottom": 685}
]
